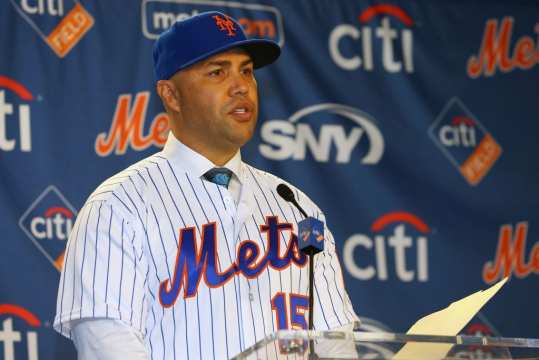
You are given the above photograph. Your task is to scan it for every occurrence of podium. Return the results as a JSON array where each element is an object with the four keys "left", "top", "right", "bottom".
[{"left": 231, "top": 330, "right": 539, "bottom": 359}]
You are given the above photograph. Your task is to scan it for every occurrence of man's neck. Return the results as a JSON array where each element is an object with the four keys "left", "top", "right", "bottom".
[{"left": 172, "top": 130, "right": 237, "bottom": 166}]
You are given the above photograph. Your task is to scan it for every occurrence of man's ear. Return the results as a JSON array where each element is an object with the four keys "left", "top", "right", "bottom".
[{"left": 156, "top": 80, "right": 181, "bottom": 113}]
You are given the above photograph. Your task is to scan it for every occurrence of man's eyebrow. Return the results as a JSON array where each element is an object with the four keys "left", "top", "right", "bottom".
[{"left": 205, "top": 60, "right": 230, "bottom": 67}]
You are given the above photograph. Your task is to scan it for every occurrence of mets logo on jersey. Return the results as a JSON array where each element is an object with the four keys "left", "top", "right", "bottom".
[
  {"left": 159, "top": 216, "right": 307, "bottom": 307},
  {"left": 19, "top": 185, "right": 77, "bottom": 271},
  {"left": 429, "top": 97, "right": 502, "bottom": 186},
  {"left": 9, "top": 0, "right": 94, "bottom": 58}
]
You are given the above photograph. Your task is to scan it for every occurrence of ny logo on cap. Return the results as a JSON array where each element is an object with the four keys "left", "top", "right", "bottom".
[{"left": 212, "top": 15, "right": 236, "bottom": 36}]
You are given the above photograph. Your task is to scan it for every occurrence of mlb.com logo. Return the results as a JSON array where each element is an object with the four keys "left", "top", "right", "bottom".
[
  {"left": 329, "top": 3, "right": 415, "bottom": 73},
  {"left": 0, "top": 76, "right": 33, "bottom": 152},
  {"left": 141, "top": 0, "right": 284, "bottom": 46},
  {"left": 259, "top": 103, "right": 384, "bottom": 164},
  {"left": 19, "top": 185, "right": 77, "bottom": 271},
  {"left": 10, "top": 0, "right": 94, "bottom": 57},
  {"left": 429, "top": 97, "right": 502, "bottom": 186},
  {"left": 0, "top": 304, "right": 41, "bottom": 360},
  {"left": 343, "top": 212, "right": 430, "bottom": 282}
]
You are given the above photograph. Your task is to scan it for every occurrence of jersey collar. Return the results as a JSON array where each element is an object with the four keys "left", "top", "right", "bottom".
[{"left": 161, "top": 131, "right": 244, "bottom": 184}]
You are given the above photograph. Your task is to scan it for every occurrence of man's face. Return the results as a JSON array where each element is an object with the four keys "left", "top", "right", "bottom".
[{"left": 169, "top": 48, "right": 258, "bottom": 158}]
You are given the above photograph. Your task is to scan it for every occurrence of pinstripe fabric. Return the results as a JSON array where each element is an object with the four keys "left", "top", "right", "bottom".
[{"left": 54, "top": 134, "right": 358, "bottom": 359}]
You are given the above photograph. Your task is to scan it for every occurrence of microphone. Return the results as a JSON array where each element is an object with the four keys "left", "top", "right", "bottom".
[
  {"left": 277, "top": 183, "right": 324, "bottom": 256},
  {"left": 277, "top": 183, "right": 324, "bottom": 337},
  {"left": 277, "top": 183, "right": 308, "bottom": 218}
]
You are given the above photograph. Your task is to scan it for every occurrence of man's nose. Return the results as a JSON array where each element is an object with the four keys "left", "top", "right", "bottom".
[{"left": 229, "top": 73, "right": 249, "bottom": 96}]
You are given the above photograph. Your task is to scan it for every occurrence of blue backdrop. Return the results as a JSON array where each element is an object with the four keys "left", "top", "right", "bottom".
[{"left": 1, "top": 0, "right": 538, "bottom": 358}]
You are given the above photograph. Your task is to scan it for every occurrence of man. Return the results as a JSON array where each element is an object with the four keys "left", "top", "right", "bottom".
[{"left": 54, "top": 11, "right": 359, "bottom": 359}]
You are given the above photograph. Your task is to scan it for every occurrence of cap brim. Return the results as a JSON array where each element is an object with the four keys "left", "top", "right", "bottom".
[
  {"left": 173, "top": 39, "right": 281, "bottom": 76},
  {"left": 237, "top": 39, "right": 281, "bottom": 69}
]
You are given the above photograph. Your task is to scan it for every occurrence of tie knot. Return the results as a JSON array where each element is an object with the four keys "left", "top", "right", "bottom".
[{"left": 204, "top": 167, "right": 233, "bottom": 188}]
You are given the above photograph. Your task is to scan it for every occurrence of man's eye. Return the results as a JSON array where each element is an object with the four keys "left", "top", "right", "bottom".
[
  {"left": 209, "top": 69, "right": 222, "bottom": 76},
  {"left": 242, "top": 68, "right": 253, "bottom": 75}
]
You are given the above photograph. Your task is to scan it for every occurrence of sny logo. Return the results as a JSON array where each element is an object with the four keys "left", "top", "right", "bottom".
[
  {"left": 10, "top": 0, "right": 94, "bottom": 57},
  {"left": 329, "top": 4, "right": 415, "bottom": 73},
  {"left": 259, "top": 103, "right": 384, "bottom": 165},
  {"left": 429, "top": 97, "right": 502, "bottom": 186},
  {"left": 213, "top": 14, "right": 236, "bottom": 36},
  {"left": 467, "top": 17, "right": 539, "bottom": 78},
  {"left": 483, "top": 222, "right": 539, "bottom": 284},
  {"left": 0, "top": 304, "right": 41, "bottom": 360},
  {"left": 343, "top": 212, "right": 429, "bottom": 282},
  {"left": 0, "top": 76, "right": 33, "bottom": 152},
  {"left": 19, "top": 185, "right": 78, "bottom": 271}
]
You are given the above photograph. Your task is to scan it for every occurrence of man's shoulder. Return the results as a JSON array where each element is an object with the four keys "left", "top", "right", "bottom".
[
  {"left": 84, "top": 154, "right": 161, "bottom": 210},
  {"left": 244, "top": 164, "right": 322, "bottom": 214}
]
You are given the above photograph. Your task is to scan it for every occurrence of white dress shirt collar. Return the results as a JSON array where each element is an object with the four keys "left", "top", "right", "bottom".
[{"left": 161, "top": 131, "right": 244, "bottom": 187}]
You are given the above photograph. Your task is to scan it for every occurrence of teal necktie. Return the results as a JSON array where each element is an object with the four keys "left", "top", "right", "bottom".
[{"left": 203, "top": 168, "right": 233, "bottom": 188}]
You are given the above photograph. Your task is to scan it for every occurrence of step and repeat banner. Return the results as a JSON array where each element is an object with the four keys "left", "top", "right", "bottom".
[{"left": 1, "top": 0, "right": 538, "bottom": 358}]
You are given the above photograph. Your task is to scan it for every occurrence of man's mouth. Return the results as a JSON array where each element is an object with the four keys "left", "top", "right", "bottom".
[
  {"left": 232, "top": 107, "right": 247, "bottom": 114},
  {"left": 229, "top": 104, "right": 253, "bottom": 121}
]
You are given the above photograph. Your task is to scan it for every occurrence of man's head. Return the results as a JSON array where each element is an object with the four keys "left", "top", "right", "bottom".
[{"left": 153, "top": 11, "right": 280, "bottom": 164}]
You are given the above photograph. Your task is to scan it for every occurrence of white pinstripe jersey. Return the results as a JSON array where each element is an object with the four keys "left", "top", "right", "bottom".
[{"left": 54, "top": 133, "right": 359, "bottom": 360}]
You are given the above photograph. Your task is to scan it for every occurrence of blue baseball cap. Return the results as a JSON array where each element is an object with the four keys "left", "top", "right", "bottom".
[{"left": 153, "top": 11, "right": 281, "bottom": 80}]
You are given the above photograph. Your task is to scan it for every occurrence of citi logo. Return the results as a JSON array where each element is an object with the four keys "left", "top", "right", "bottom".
[
  {"left": 10, "top": 0, "right": 94, "bottom": 58},
  {"left": 259, "top": 103, "right": 384, "bottom": 164},
  {"left": 439, "top": 116, "right": 477, "bottom": 148},
  {"left": 0, "top": 304, "right": 41, "bottom": 360},
  {"left": 141, "top": 0, "right": 284, "bottom": 46},
  {"left": 343, "top": 212, "right": 429, "bottom": 282},
  {"left": 429, "top": 97, "right": 502, "bottom": 186},
  {"left": 19, "top": 186, "right": 78, "bottom": 271},
  {"left": 30, "top": 207, "right": 74, "bottom": 241},
  {"left": 18, "top": 0, "right": 64, "bottom": 16},
  {"left": 0, "top": 76, "right": 33, "bottom": 152},
  {"left": 329, "top": 4, "right": 414, "bottom": 73}
]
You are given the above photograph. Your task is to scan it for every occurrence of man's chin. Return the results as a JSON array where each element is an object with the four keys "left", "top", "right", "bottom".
[{"left": 227, "top": 129, "right": 255, "bottom": 148}]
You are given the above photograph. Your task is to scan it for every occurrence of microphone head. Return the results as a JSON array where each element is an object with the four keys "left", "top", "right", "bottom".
[{"left": 276, "top": 183, "right": 295, "bottom": 202}]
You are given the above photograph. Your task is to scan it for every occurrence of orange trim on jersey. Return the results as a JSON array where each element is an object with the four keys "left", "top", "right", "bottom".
[
  {"left": 271, "top": 292, "right": 289, "bottom": 330},
  {"left": 203, "top": 222, "right": 238, "bottom": 290},
  {"left": 159, "top": 225, "right": 197, "bottom": 307},
  {"left": 290, "top": 293, "right": 310, "bottom": 330}
]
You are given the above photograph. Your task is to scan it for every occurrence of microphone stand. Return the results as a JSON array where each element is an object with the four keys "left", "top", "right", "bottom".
[
  {"left": 306, "top": 248, "right": 319, "bottom": 360},
  {"left": 276, "top": 184, "right": 320, "bottom": 359}
]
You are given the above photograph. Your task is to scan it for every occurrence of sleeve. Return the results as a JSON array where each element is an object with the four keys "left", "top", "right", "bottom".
[
  {"left": 312, "top": 217, "right": 361, "bottom": 331},
  {"left": 72, "top": 319, "right": 148, "bottom": 359},
  {"left": 53, "top": 197, "right": 149, "bottom": 339}
]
